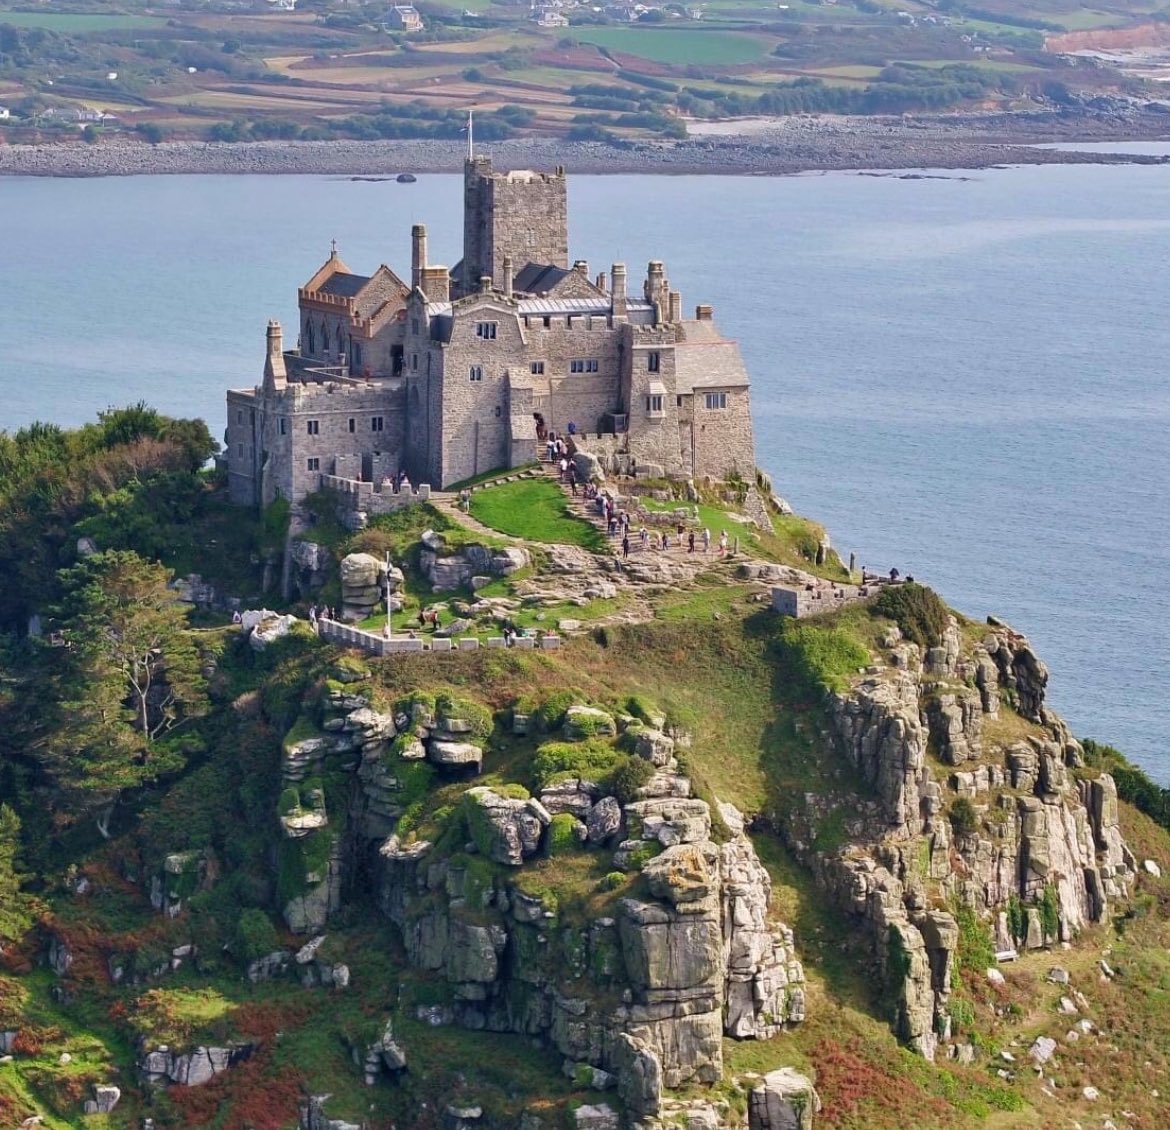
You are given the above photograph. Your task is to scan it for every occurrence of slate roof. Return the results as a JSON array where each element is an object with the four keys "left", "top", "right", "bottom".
[
  {"left": 318, "top": 272, "right": 371, "bottom": 298},
  {"left": 514, "top": 262, "right": 571, "bottom": 295},
  {"left": 673, "top": 328, "right": 751, "bottom": 392}
]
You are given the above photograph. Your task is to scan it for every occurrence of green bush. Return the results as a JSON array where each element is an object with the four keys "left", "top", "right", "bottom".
[
  {"left": 954, "top": 904, "right": 995, "bottom": 982},
  {"left": 234, "top": 908, "right": 279, "bottom": 962},
  {"left": 493, "top": 783, "right": 530, "bottom": 801},
  {"left": 436, "top": 693, "right": 493, "bottom": 741},
  {"left": 949, "top": 797, "right": 979, "bottom": 837},
  {"left": 873, "top": 583, "right": 950, "bottom": 649},
  {"left": 624, "top": 841, "right": 663, "bottom": 871},
  {"left": 534, "top": 690, "right": 581, "bottom": 733},
  {"left": 532, "top": 739, "right": 620, "bottom": 791},
  {"left": 1039, "top": 884, "right": 1060, "bottom": 940},
  {"left": 773, "top": 622, "right": 870, "bottom": 695},
  {"left": 624, "top": 695, "right": 662, "bottom": 727},
  {"left": 604, "top": 756, "right": 655, "bottom": 804},
  {"left": 597, "top": 871, "right": 626, "bottom": 892},
  {"left": 547, "top": 813, "right": 582, "bottom": 857}
]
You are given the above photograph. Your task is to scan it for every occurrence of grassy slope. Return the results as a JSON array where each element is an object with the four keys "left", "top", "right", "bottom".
[{"left": 468, "top": 478, "right": 607, "bottom": 551}]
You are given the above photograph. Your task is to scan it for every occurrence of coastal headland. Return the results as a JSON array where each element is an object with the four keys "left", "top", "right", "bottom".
[{"left": 3, "top": 110, "right": 1169, "bottom": 178}]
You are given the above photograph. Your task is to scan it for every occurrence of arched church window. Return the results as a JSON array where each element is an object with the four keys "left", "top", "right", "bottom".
[
  {"left": 306, "top": 321, "right": 315, "bottom": 355},
  {"left": 322, "top": 324, "right": 331, "bottom": 355}
]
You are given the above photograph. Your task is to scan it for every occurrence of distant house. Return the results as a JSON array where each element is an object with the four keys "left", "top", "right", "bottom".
[
  {"left": 267, "top": 0, "right": 297, "bottom": 9},
  {"left": 387, "top": 4, "right": 423, "bottom": 31},
  {"left": 0, "top": 107, "right": 10, "bottom": 121},
  {"left": 534, "top": 7, "right": 569, "bottom": 25}
]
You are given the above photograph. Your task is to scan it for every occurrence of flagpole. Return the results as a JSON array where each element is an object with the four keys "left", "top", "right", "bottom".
[{"left": 467, "top": 109, "right": 473, "bottom": 160}]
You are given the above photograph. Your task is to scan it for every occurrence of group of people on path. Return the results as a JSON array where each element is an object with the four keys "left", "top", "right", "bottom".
[
  {"left": 589, "top": 489, "right": 734, "bottom": 562},
  {"left": 307, "top": 605, "right": 336, "bottom": 630}
]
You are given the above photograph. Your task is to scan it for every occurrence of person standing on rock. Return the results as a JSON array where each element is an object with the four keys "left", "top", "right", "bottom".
[
  {"left": 688, "top": 531, "right": 695, "bottom": 553},
  {"left": 702, "top": 527, "right": 711, "bottom": 553},
  {"left": 622, "top": 533, "right": 630, "bottom": 559}
]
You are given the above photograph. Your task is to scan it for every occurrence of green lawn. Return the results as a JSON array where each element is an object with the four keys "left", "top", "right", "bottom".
[
  {"left": 573, "top": 27, "right": 774, "bottom": 66},
  {"left": 468, "top": 479, "right": 606, "bottom": 550},
  {"left": 0, "top": 11, "right": 164, "bottom": 30}
]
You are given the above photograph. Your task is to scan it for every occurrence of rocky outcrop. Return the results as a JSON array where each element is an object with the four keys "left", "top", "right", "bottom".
[
  {"left": 420, "top": 539, "right": 530, "bottom": 593},
  {"left": 376, "top": 800, "right": 804, "bottom": 1117},
  {"left": 138, "top": 1043, "right": 253, "bottom": 1086},
  {"left": 810, "top": 619, "right": 1135, "bottom": 1060},
  {"left": 748, "top": 1068, "right": 820, "bottom": 1130},
  {"left": 290, "top": 539, "right": 331, "bottom": 597},
  {"left": 339, "top": 552, "right": 401, "bottom": 623}
]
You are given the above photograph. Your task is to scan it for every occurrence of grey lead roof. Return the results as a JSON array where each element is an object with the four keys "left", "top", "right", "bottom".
[
  {"left": 318, "top": 273, "right": 371, "bottom": 298},
  {"left": 513, "top": 262, "right": 571, "bottom": 294}
]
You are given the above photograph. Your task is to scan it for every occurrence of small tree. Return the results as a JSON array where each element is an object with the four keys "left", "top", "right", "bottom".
[{"left": 0, "top": 804, "right": 36, "bottom": 944}]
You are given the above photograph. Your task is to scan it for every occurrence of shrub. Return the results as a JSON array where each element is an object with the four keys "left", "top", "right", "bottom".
[
  {"left": 949, "top": 797, "right": 979, "bottom": 837},
  {"left": 1006, "top": 894, "right": 1026, "bottom": 944},
  {"left": 954, "top": 904, "right": 995, "bottom": 982},
  {"left": 949, "top": 997, "right": 976, "bottom": 1031},
  {"left": 1039, "top": 884, "right": 1060, "bottom": 940},
  {"left": 493, "top": 783, "right": 530, "bottom": 800},
  {"left": 597, "top": 871, "right": 626, "bottom": 892},
  {"left": 547, "top": 813, "right": 581, "bottom": 857},
  {"left": 873, "top": 583, "right": 950, "bottom": 649},
  {"left": 624, "top": 695, "right": 662, "bottom": 727},
  {"left": 604, "top": 756, "right": 655, "bottom": 804},
  {"left": 624, "top": 841, "right": 662, "bottom": 871},
  {"left": 532, "top": 739, "right": 620, "bottom": 791},
  {"left": 435, "top": 693, "right": 493, "bottom": 741},
  {"left": 533, "top": 690, "right": 581, "bottom": 733},
  {"left": 235, "top": 908, "right": 279, "bottom": 962}
]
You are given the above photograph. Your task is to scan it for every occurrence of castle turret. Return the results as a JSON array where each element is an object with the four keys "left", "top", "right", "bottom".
[{"left": 263, "top": 319, "right": 286, "bottom": 390}]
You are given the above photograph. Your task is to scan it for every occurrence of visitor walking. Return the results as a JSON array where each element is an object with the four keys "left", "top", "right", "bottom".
[
  {"left": 718, "top": 530, "right": 729, "bottom": 557},
  {"left": 687, "top": 531, "right": 695, "bottom": 553},
  {"left": 622, "top": 534, "right": 630, "bottom": 559},
  {"left": 639, "top": 525, "right": 648, "bottom": 548},
  {"left": 701, "top": 527, "right": 711, "bottom": 553}
]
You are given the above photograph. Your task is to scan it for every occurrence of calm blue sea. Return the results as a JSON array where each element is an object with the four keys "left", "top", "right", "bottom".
[{"left": 1, "top": 159, "right": 1168, "bottom": 781}]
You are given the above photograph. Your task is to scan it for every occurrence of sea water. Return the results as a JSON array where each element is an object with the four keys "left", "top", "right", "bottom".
[{"left": 1, "top": 161, "right": 1167, "bottom": 779}]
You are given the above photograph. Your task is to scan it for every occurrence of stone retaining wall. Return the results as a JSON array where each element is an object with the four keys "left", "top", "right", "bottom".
[{"left": 317, "top": 618, "right": 560, "bottom": 656}]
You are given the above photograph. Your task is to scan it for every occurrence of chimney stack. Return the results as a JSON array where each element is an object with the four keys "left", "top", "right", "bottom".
[
  {"left": 695, "top": 304, "right": 713, "bottom": 321},
  {"left": 411, "top": 224, "right": 427, "bottom": 290},
  {"left": 668, "top": 290, "right": 681, "bottom": 324},
  {"left": 611, "top": 262, "right": 628, "bottom": 319},
  {"left": 480, "top": 275, "right": 492, "bottom": 294},
  {"left": 264, "top": 319, "right": 287, "bottom": 387},
  {"left": 421, "top": 266, "right": 450, "bottom": 303},
  {"left": 596, "top": 271, "right": 607, "bottom": 293},
  {"left": 573, "top": 259, "right": 589, "bottom": 276},
  {"left": 503, "top": 255, "right": 514, "bottom": 300}
]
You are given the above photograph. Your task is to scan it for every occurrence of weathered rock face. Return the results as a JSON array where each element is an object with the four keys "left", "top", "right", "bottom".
[
  {"left": 138, "top": 1043, "right": 253, "bottom": 1087},
  {"left": 290, "top": 539, "right": 331, "bottom": 597},
  {"left": 748, "top": 1068, "right": 820, "bottom": 1130},
  {"left": 419, "top": 543, "right": 530, "bottom": 593},
  {"left": 376, "top": 800, "right": 805, "bottom": 1116},
  {"left": 339, "top": 552, "right": 401, "bottom": 623},
  {"left": 809, "top": 618, "right": 1135, "bottom": 1060}
]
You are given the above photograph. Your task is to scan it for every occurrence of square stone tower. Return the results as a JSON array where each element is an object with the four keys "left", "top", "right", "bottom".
[{"left": 461, "top": 156, "right": 568, "bottom": 293}]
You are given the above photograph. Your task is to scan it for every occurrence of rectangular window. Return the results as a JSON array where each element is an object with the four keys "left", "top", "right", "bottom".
[
  {"left": 647, "top": 351, "right": 661, "bottom": 373},
  {"left": 236, "top": 410, "right": 242, "bottom": 424},
  {"left": 570, "top": 359, "right": 599, "bottom": 374},
  {"left": 530, "top": 361, "right": 545, "bottom": 375},
  {"left": 372, "top": 416, "right": 384, "bottom": 432},
  {"left": 307, "top": 457, "right": 320, "bottom": 472},
  {"left": 475, "top": 322, "right": 497, "bottom": 340},
  {"left": 237, "top": 443, "right": 243, "bottom": 457},
  {"left": 469, "top": 365, "right": 484, "bottom": 382},
  {"left": 411, "top": 353, "right": 418, "bottom": 371},
  {"left": 348, "top": 418, "right": 355, "bottom": 433},
  {"left": 279, "top": 418, "right": 287, "bottom": 435},
  {"left": 307, "top": 420, "right": 319, "bottom": 435},
  {"left": 646, "top": 394, "right": 664, "bottom": 415},
  {"left": 411, "top": 318, "right": 419, "bottom": 336},
  {"left": 542, "top": 316, "right": 551, "bottom": 329},
  {"left": 494, "top": 405, "right": 502, "bottom": 417},
  {"left": 704, "top": 392, "right": 728, "bottom": 410}
]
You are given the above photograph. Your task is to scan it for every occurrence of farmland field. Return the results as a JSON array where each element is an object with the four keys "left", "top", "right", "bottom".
[
  {"left": 572, "top": 27, "right": 776, "bottom": 65},
  {"left": 0, "top": 11, "right": 164, "bottom": 31}
]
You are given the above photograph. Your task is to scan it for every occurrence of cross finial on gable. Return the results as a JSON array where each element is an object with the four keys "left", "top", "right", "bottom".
[{"left": 331, "top": 238, "right": 338, "bottom": 257}]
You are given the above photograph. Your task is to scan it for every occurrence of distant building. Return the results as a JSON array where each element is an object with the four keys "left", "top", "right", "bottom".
[
  {"left": 225, "top": 156, "right": 757, "bottom": 508},
  {"left": 534, "top": 7, "right": 569, "bottom": 25},
  {"left": 387, "top": 4, "right": 423, "bottom": 31},
  {"left": 0, "top": 107, "right": 10, "bottom": 120}
]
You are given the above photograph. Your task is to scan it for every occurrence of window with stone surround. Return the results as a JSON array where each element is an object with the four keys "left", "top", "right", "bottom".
[
  {"left": 411, "top": 354, "right": 418, "bottom": 371},
  {"left": 411, "top": 318, "right": 419, "bottom": 336},
  {"left": 348, "top": 418, "right": 355, "bottom": 433},
  {"left": 475, "top": 322, "right": 498, "bottom": 340},
  {"left": 704, "top": 392, "right": 728, "bottom": 410},
  {"left": 530, "top": 361, "right": 545, "bottom": 375},
  {"left": 307, "top": 458, "right": 320, "bottom": 471},
  {"left": 646, "top": 394, "right": 664, "bottom": 416},
  {"left": 469, "top": 366, "right": 484, "bottom": 382},
  {"left": 647, "top": 352, "right": 661, "bottom": 373},
  {"left": 280, "top": 418, "right": 287, "bottom": 435},
  {"left": 570, "top": 359, "right": 599, "bottom": 374},
  {"left": 372, "top": 416, "right": 384, "bottom": 432},
  {"left": 307, "top": 420, "right": 319, "bottom": 436}
]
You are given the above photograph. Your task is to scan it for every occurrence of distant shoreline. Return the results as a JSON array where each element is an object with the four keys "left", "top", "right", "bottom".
[{"left": 2, "top": 111, "right": 1169, "bottom": 178}]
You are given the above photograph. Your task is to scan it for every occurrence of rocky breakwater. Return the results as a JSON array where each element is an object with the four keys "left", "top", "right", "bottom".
[
  {"left": 377, "top": 741, "right": 806, "bottom": 1124},
  {"left": 808, "top": 616, "right": 1135, "bottom": 1059}
]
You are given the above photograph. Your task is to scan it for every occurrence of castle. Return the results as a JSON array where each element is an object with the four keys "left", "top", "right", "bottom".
[{"left": 225, "top": 155, "right": 757, "bottom": 509}]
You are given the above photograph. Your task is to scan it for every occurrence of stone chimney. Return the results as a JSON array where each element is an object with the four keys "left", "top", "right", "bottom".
[
  {"left": 480, "top": 275, "right": 492, "bottom": 294},
  {"left": 595, "top": 271, "right": 607, "bottom": 293},
  {"left": 695, "top": 304, "right": 713, "bottom": 321},
  {"left": 611, "top": 262, "right": 628, "bottom": 319},
  {"left": 503, "top": 255, "right": 514, "bottom": 300},
  {"left": 421, "top": 266, "right": 450, "bottom": 303},
  {"left": 573, "top": 259, "right": 589, "bottom": 276},
  {"left": 668, "top": 290, "right": 682, "bottom": 324},
  {"left": 411, "top": 224, "right": 427, "bottom": 291},
  {"left": 645, "top": 260, "right": 665, "bottom": 303},
  {"left": 264, "top": 319, "right": 286, "bottom": 388}
]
